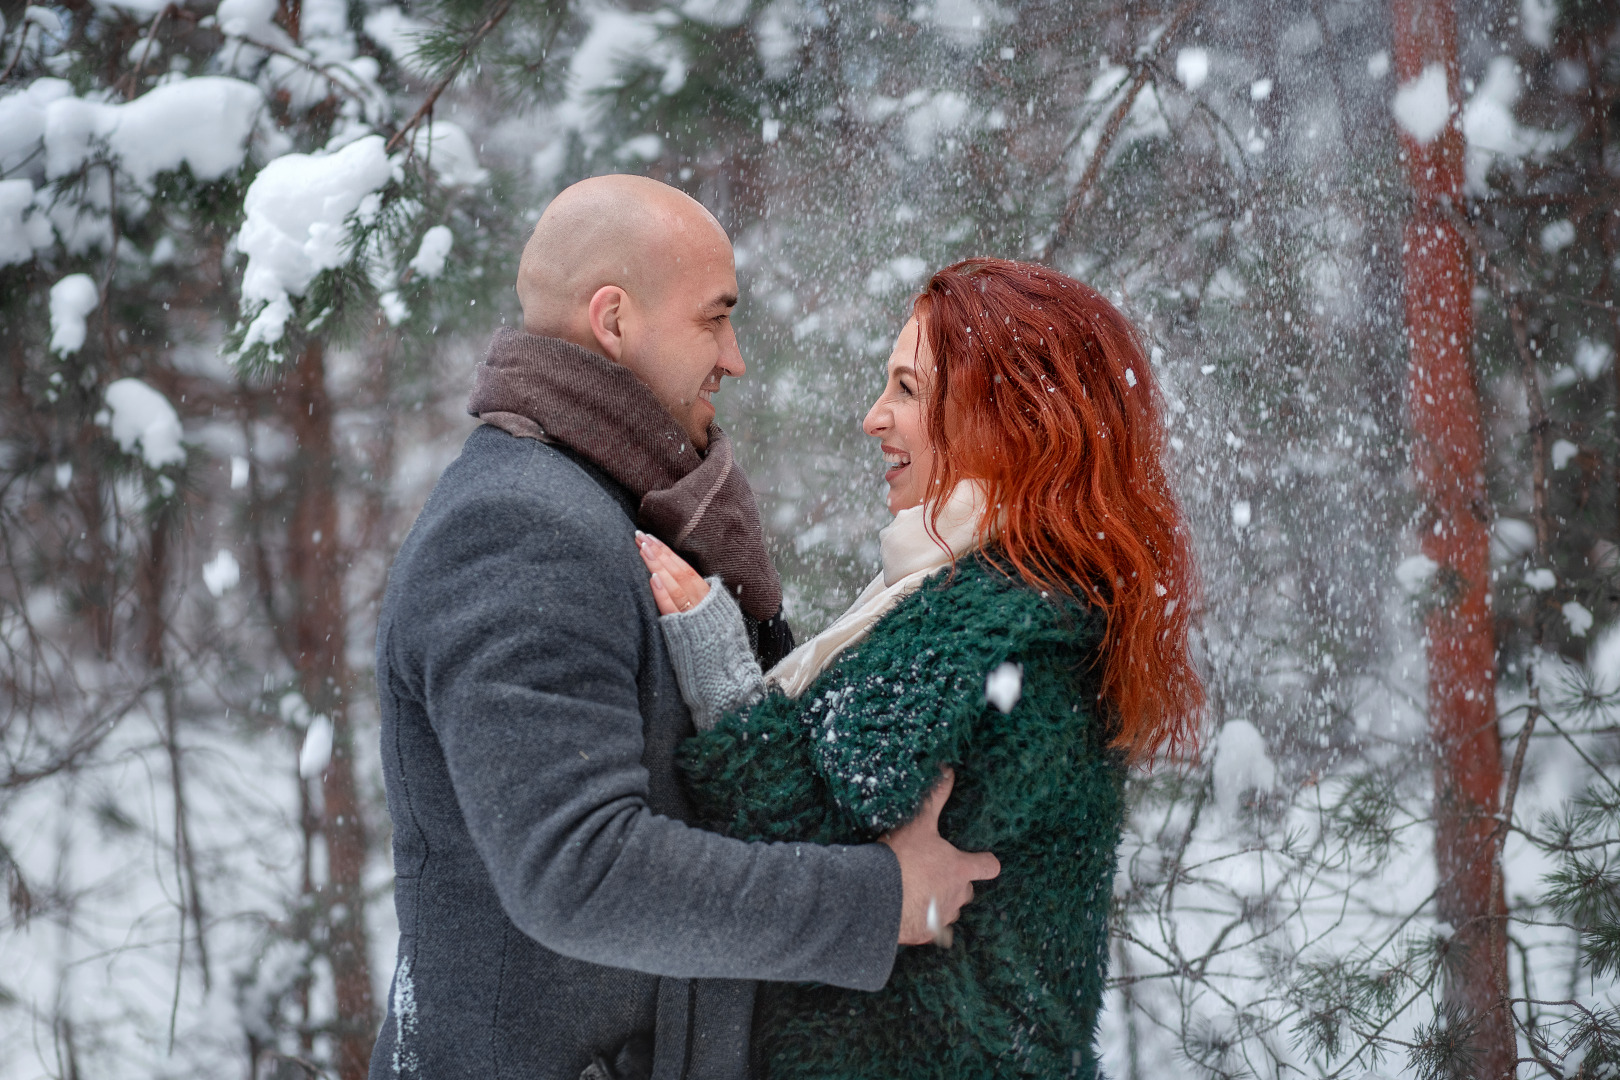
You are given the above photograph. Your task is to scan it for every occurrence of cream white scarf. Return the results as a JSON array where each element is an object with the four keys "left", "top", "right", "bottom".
[{"left": 765, "top": 482, "right": 988, "bottom": 698}]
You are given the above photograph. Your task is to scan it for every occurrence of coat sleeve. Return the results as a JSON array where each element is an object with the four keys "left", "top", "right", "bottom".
[
  {"left": 679, "top": 684, "right": 856, "bottom": 847},
  {"left": 389, "top": 482, "right": 901, "bottom": 990}
]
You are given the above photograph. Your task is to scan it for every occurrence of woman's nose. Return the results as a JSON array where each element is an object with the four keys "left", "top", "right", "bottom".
[{"left": 862, "top": 399, "right": 887, "bottom": 437}]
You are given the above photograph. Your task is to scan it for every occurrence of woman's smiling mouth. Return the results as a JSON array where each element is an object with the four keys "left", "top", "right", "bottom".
[{"left": 882, "top": 445, "right": 911, "bottom": 483}]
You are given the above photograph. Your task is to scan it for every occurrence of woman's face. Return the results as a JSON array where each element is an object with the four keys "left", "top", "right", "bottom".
[{"left": 862, "top": 316, "right": 936, "bottom": 515}]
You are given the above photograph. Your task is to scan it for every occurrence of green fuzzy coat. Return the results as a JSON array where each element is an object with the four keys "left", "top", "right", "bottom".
[{"left": 677, "top": 553, "right": 1126, "bottom": 1079}]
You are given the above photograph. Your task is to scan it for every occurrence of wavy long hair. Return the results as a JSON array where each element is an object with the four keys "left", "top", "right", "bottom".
[{"left": 913, "top": 258, "right": 1202, "bottom": 763}]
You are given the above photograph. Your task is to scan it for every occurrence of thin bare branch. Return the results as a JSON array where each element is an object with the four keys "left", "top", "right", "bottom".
[
  {"left": 1047, "top": 0, "right": 1203, "bottom": 257},
  {"left": 385, "top": 0, "right": 516, "bottom": 154}
]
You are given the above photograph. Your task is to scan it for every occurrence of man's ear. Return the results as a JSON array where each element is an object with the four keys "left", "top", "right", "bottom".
[{"left": 588, "top": 285, "right": 627, "bottom": 362}]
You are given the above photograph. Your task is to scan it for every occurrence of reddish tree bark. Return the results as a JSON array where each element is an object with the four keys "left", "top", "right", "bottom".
[
  {"left": 286, "top": 339, "right": 377, "bottom": 1079},
  {"left": 1391, "top": 1, "right": 1512, "bottom": 1074}
]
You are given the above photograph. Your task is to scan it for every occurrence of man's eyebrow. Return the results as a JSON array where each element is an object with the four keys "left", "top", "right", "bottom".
[{"left": 705, "top": 292, "right": 739, "bottom": 312}]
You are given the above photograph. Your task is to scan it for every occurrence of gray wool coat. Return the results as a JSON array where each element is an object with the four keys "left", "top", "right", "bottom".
[{"left": 369, "top": 424, "right": 902, "bottom": 1080}]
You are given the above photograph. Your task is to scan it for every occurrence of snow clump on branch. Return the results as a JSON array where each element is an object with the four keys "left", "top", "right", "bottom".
[
  {"left": 299, "top": 715, "right": 334, "bottom": 779},
  {"left": 101, "top": 378, "right": 186, "bottom": 469},
  {"left": 553, "top": 9, "right": 689, "bottom": 148},
  {"left": 408, "top": 226, "right": 454, "bottom": 281},
  {"left": 1392, "top": 63, "right": 1451, "bottom": 144},
  {"left": 363, "top": 5, "right": 433, "bottom": 76},
  {"left": 0, "top": 179, "right": 50, "bottom": 267},
  {"left": 235, "top": 135, "right": 396, "bottom": 353},
  {"left": 0, "top": 77, "right": 72, "bottom": 174},
  {"left": 48, "top": 274, "right": 99, "bottom": 356},
  {"left": 203, "top": 550, "right": 242, "bottom": 597},
  {"left": 0, "top": 76, "right": 265, "bottom": 263},
  {"left": 1175, "top": 47, "right": 1210, "bottom": 91},
  {"left": 1524, "top": 568, "right": 1557, "bottom": 592},
  {"left": 215, "top": 0, "right": 281, "bottom": 39},
  {"left": 410, "top": 122, "right": 489, "bottom": 187},
  {"left": 1563, "top": 602, "right": 1593, "bottom": 638},
  {"left": 1460, "top": 57, "right": 1568, "bottom": 195},
  {"left": 1395, "top": 554, "right": 1438, "bottom": 595},
  {"left": 40, "top": 78, "right": 266, "bottom": 189}
]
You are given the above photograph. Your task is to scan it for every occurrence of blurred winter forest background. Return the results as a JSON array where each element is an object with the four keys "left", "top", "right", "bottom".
[{"left": 1, "top": 0, "right": 1617, "bottom": 1076}]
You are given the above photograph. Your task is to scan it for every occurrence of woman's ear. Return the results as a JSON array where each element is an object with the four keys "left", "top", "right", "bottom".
[{"left": 588, "top": 285, "right": 627, "bottom": 361}]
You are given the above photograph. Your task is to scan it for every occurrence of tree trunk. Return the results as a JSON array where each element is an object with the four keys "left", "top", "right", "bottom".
[
  {"left": 285, "top": 339, "right": 376, "bottom": 1079},
  {"left": 1390, "top": 1, "right": 1513, "bottom": 1075}
]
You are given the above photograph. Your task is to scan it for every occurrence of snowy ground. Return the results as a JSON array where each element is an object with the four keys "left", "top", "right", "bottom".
[{"left": 3, "top": 596, "right": 1608, "bottom": 1078}]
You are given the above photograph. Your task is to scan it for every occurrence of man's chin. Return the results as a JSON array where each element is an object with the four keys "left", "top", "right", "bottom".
[{"left": 685, "top": 404, "right": 715, "bottom": 451}]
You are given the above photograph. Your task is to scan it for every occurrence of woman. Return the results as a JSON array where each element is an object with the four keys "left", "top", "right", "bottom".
[{"left": 638, "top": 258, "right": 1202, "bottom": 1078}]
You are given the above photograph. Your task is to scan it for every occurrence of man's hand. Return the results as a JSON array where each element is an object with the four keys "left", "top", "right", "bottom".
[{"left": 880, "top": 767, "right": 999, "bottom": 947}]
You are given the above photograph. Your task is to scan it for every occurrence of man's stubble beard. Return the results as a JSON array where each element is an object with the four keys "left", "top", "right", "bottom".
[{"left": 682, "top": 411, "right": 711, "bottom": 453}]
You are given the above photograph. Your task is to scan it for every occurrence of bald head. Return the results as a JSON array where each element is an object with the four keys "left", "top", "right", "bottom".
[
  {"left": 516, "top": 175, "right": 745, "bottom": 451},
  {"left": 518, "top": 174, "right": 730, "bottom": 343}
]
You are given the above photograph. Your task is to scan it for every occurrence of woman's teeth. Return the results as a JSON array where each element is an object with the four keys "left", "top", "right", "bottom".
[{"left": 883, "top": 453, "right": 910, "bottom": 467}]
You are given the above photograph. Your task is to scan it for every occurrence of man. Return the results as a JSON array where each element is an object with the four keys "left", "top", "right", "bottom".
[{"left": 369, "top": 175, "right": 999, "bottom": 1080}]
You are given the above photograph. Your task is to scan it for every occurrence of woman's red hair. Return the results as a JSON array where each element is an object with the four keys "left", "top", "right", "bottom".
[{"left": 913, "top": 258, "right": 1203, "bottom": 764}]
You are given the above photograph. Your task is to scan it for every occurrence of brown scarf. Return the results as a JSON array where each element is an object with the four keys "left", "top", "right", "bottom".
[{"left": 467, "top": 327, "right": 784, "bottom": 622}]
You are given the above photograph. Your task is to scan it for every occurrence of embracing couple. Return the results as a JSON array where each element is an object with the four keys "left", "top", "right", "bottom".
[{"left": 369, "top": 175, "right": 1202, "bottom": 1080}]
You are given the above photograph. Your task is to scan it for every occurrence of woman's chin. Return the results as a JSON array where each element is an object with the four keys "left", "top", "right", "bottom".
[
  {"left": 884, "top": 488, "right": 920, "bottom": 515},
  {"left": 883, "top": 468, "right": 913, "bottom": 514}
]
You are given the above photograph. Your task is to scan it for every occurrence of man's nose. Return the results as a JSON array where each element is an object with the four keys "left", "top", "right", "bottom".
[{"left": 718, "top": 323, "right": 745, "bottom": 378}]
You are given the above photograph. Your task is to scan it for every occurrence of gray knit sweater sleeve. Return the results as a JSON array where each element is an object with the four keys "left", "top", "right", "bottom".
[{"left": 659, "top": 578, "right": 767, "bottom": 732}]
